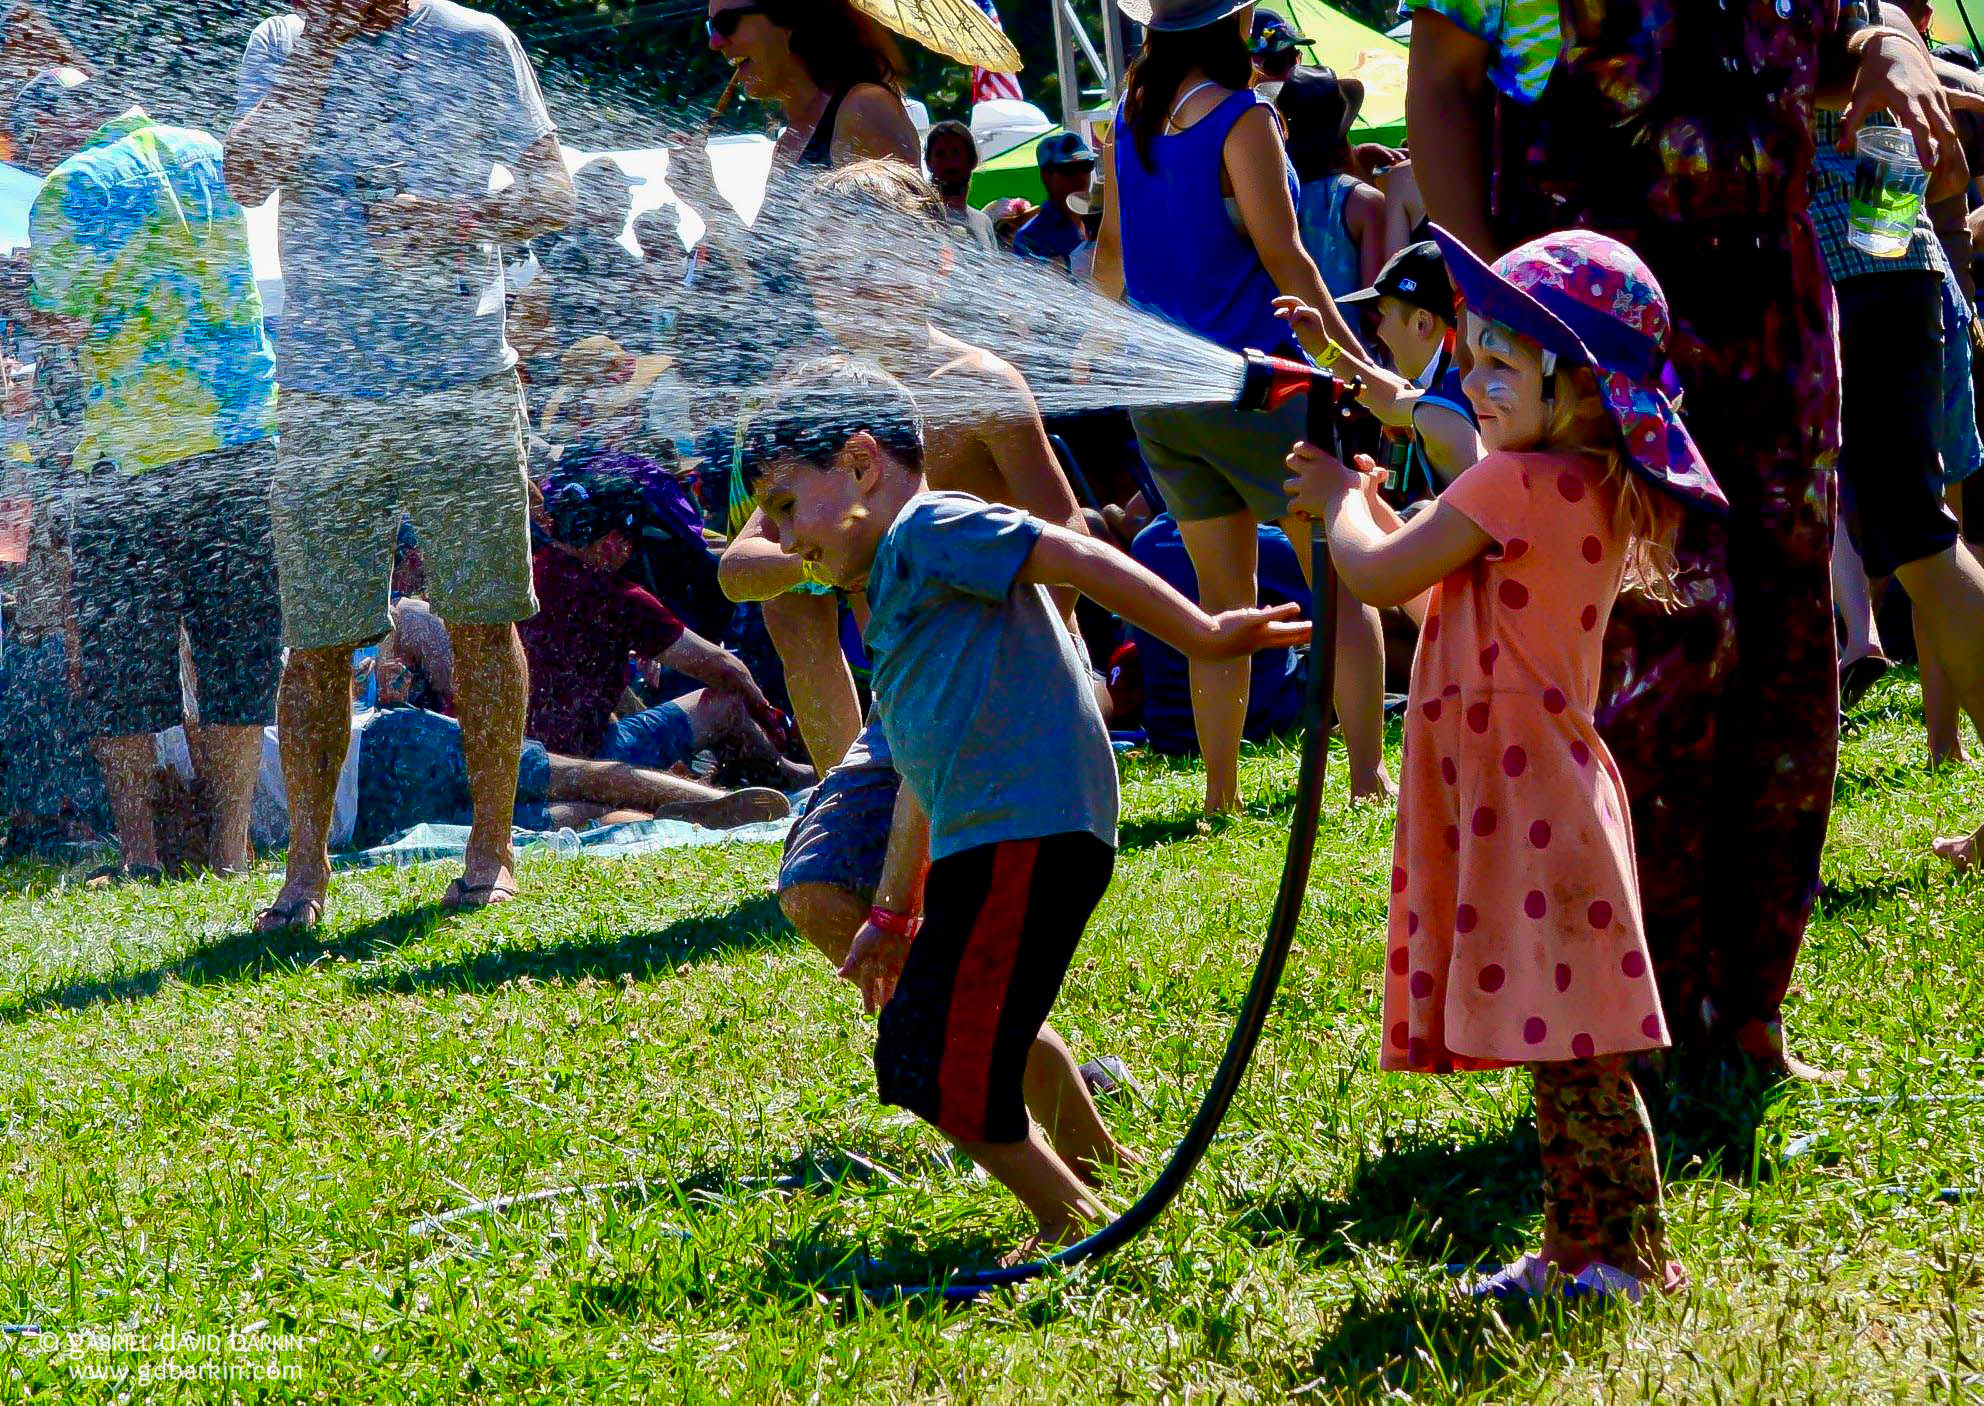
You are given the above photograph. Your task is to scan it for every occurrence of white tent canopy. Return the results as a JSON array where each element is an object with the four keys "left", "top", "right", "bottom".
[{"left": 247, "top": 136, "right": 778, "bottom": 319}]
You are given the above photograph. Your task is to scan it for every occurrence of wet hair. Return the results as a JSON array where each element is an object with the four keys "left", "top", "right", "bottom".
[
  {"left": 741, "top": 355, "right": 926, "bottom": 494},
  {"left": 1122, "top": 20, "right": 1252, "bottom": 170},
  {"left": 924, "top": 119, "right": 979, "bottom": 166},
  {"left": 800, "top": 158, "right": 953, "bottom": 277},
  {"left": 760, "top": 0, "right": 907, "bottom": 95},
  {"left": 809, "top": 157, "right": 949, "bottom": 228}
]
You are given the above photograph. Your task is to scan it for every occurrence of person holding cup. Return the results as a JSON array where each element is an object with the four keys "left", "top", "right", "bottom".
[{"left": 1809, "top": 19, "right": 1984, "bottom": 879}]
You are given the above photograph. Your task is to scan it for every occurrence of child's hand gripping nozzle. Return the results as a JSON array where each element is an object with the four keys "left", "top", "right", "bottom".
[{"left": 1235, "top": 347, "right": 1363, "bottom": 770}]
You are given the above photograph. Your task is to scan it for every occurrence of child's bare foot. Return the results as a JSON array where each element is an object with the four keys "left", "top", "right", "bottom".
[
  {"left": 998, "top": 1223, "right": 1088, "bottom": 1268},
  {"left": 1349, "top": 769, "right": 1397, "bottom": 803},
  {"left": 1070, "top": 1140, "right": 1145, "bottom": 1189},
  {"left": 1935, "top": 829, "right": 1981, "bottom": 874}
]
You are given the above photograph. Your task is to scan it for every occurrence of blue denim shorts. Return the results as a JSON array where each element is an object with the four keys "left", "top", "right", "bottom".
[
  {"left": 598, "top": 702, "right": 696, "bottom": 772},
  {"left": 777, "top": 720, "right": 897, "bottom": 899},
  {"left": 1940, "top": 268, "right": 1982, "bottom": 487}
]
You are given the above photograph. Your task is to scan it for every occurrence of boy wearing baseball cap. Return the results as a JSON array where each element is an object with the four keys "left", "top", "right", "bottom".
[{"left": 1291, "top": 240, "right": 1481, "bottom": 500}]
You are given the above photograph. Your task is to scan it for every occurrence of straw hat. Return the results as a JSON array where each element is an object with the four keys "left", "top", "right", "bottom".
[{"left": 847, "top": 0, "right": 1022, "bottom": 74}]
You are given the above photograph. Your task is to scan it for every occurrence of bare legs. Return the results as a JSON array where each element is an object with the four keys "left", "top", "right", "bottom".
[
  {"left": 1175, "top": 512, "right": 1392, "bottom": 814},
  {"left": 257, "top": 645, "right": 350, "bottom": 930},
  {"left": 672, "top": 689, "right": 816, "bottom": 790},
  {"left": 961, "top": 1132, "right": 1106, "bottom": 1254},
  {"left": 543, "top": 753, "right": 790, "bottom": 829},
  {"left": 1176, "top": 513, "right": 1260, "bottom": 815},
  {"left": 779, "top": 881, "right": 1133, "bottom": 1185},
  {"left": 261, "top": 621, "right": 524, "bottom": 925},
  {"left": 762, "top": 591, "right": 860, "bottom": 773},
  {"left": 1895, "top": 544, "right": 1984, "bottom": 870},
  {"left": 1282, "top": 516, "right": 1393, "bottom": 802},
  {"left": 92, "top": 735, "right": 159, "bottom": 871},
  {"left": 1832, "top": 530, "right": 1884, "bottom": 669},
  {"left": 188, "top": 722, "right": 265, "bottom": 873},
  {"left": 446, "top": 621, "right": 528, "bottom": 907}
]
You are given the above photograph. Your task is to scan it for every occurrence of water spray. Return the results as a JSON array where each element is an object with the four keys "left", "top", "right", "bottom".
[{"left": 869, "top": 354, "right": 1364, "bottom": 1304}]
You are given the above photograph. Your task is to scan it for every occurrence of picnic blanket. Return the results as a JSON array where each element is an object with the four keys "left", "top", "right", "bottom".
[{"left": 329, "top": 815, "right": 795, "bottom": 872}]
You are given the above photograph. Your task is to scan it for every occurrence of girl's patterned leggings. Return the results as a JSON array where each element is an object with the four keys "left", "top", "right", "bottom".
[{"left": 1532, "top": 1055, "right": 1670, "bottom": 1273}]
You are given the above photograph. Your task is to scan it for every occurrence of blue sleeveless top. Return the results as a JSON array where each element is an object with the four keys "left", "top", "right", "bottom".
[{"left": 1116, "top": 88, "right": 1307, "bottom": 361}]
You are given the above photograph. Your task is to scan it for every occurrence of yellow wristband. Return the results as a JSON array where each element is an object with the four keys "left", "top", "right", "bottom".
[{"left": 1317, "top": 340, "right": 1345, "bottom": 369}]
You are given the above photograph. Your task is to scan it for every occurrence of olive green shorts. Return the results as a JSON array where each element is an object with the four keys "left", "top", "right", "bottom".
[
  {"left": 1130, "top": 397, "right": 1308, "bottom": 524},
  {"left": 270, "top": 373, "right": 538, "bottom": 651}
]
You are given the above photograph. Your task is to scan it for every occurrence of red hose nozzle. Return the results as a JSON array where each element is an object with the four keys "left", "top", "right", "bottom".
[{"left": 1236, "top": 350, "right": 1318, "bottom": 414}]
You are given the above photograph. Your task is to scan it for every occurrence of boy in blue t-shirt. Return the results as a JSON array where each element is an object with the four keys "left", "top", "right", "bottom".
[{"left": 744, "top": 357, "right": 1310, "bottom": 1255}]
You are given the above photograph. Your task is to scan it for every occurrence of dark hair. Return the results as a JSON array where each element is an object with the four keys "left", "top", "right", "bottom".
[
  {"left": 1275, "top": 67, "right": 1352, "bottom": 183},
  {"left": 1122, "top": 21, "right": 1253, "bottom": 169},
  {"left": 741, "top": 356, "right": 926, "bottom": 494},
  {"left": 761, "top": 0, "right": 906, "bottom": 95},
  {"left": 924, "top": 119, "right": 979, "bottom": 166},
  {"left": 543, "top": 471, "right": 647, "bottom": 548}
]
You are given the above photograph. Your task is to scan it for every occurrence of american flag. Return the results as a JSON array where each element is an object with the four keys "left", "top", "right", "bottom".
[{"left": 970, "top": 0, "right": 1024, "bottom": 104}]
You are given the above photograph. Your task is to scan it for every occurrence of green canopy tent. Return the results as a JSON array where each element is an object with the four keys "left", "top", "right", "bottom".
[{"left": 968, "top": 0, "right": 1408, "bottom": 209}]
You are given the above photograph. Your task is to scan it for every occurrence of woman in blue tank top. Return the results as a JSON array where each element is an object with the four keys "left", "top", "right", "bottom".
[{"left": 1094, "top": 0, "right": 1393, "bottom": 811}]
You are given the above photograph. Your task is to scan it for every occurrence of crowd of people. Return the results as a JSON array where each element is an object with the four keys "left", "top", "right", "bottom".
[{"left": 0, "top": 0, "right": 1979, "bottom": 1298}]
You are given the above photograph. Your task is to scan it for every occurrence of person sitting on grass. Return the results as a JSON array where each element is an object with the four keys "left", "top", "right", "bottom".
[
  {"left": 743, "top": 355, "right": 1309, "bottom": 1260},
  {"left": 157, "top": 682, "right": 789, "bottom": 863},
  {"left": 523, "top": 473, "right": 811, "bottom": 792}
]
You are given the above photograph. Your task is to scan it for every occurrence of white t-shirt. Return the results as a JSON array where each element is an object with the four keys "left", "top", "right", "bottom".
[{"left": 157, "top": 710, "right": 371, "bottom": 853}]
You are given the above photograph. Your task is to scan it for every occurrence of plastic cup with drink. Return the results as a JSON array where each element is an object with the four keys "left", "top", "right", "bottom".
[{"left": 1848, "top": 126, "right": 1930, "bottom": 259}]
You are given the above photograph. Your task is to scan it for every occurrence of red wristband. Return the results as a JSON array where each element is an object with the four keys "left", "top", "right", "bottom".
[{"left": 867, "top": 905, "right": 921, "bottom": 939}]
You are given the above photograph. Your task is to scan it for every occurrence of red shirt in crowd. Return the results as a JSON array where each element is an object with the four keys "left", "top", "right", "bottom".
[{"left": 519, "top": 546, "right": 685, "bottom": 756}]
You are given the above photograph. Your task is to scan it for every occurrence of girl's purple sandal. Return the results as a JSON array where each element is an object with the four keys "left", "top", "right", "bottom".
[{"left": 1463, "top": 1254, "right": 1651, "bottom": 1305}]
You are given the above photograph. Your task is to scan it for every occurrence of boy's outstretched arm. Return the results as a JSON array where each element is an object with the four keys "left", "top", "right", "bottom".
[
  {"left": 1017, "top": 525, "right": 1312, "bottom": 659},
  {"left": 1285, "top": 444, "right": 1491, "bottom": 609}
]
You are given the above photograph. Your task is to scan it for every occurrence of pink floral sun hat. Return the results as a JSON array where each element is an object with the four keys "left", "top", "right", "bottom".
[{"left": 1428, "top": 224, "right": 1727, "bottom": 516}]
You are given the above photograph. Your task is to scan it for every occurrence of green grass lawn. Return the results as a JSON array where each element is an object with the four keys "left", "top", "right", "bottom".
[{"left": 2, "top": 672, "right": 1983, "bottom": 1401}]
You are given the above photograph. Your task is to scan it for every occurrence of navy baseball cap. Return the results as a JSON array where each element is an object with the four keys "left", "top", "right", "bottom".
[
  {"left": 1337, "top": 241, "right": 1456, "bottom": 323},
  {"left": 1251, "top": 10, "right": 1316, "bottom": 53},
  {"left": 1036, "top": 131, "right": 1096, "bottom": 170}
]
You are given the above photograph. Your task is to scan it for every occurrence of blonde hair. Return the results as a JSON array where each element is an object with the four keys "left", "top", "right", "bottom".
[
  {"left": 1541, "top": 364, "right": 1683, "bottom": 610},
  {"left": 809, "top": 158, "right": 949, "bottom": 230}
]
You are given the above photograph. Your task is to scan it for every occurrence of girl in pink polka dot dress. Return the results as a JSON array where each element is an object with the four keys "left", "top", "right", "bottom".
[{"left": 1285, "top": 226, "right": 1728, "bottom": 1303}]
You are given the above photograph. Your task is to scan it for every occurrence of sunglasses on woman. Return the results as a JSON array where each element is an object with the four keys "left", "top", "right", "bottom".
[{"left": 707, "top": 3, "right": 768, "bottom": 40}]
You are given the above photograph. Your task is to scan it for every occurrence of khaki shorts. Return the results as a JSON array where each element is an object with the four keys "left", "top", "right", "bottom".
[
  {"left": 271, "top": 373, "right": 538, "bottom": 650},
  {"left": 1131, "top": 397, "right": 1307, "bottom": 524}
]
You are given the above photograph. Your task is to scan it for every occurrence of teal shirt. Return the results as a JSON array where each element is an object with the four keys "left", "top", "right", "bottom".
[{"left": 28, "top": 108, "right": 276, "bottom": 475}]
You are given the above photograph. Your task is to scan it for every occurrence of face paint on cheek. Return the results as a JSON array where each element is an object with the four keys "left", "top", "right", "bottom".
[{"left": 1476, "top": 369, "right": 1522, "bottom": 413}]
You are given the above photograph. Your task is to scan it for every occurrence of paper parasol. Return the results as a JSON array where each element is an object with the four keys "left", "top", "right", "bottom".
[{"left": 847, "top": 0, "right": 1024, "bottom": 74}]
